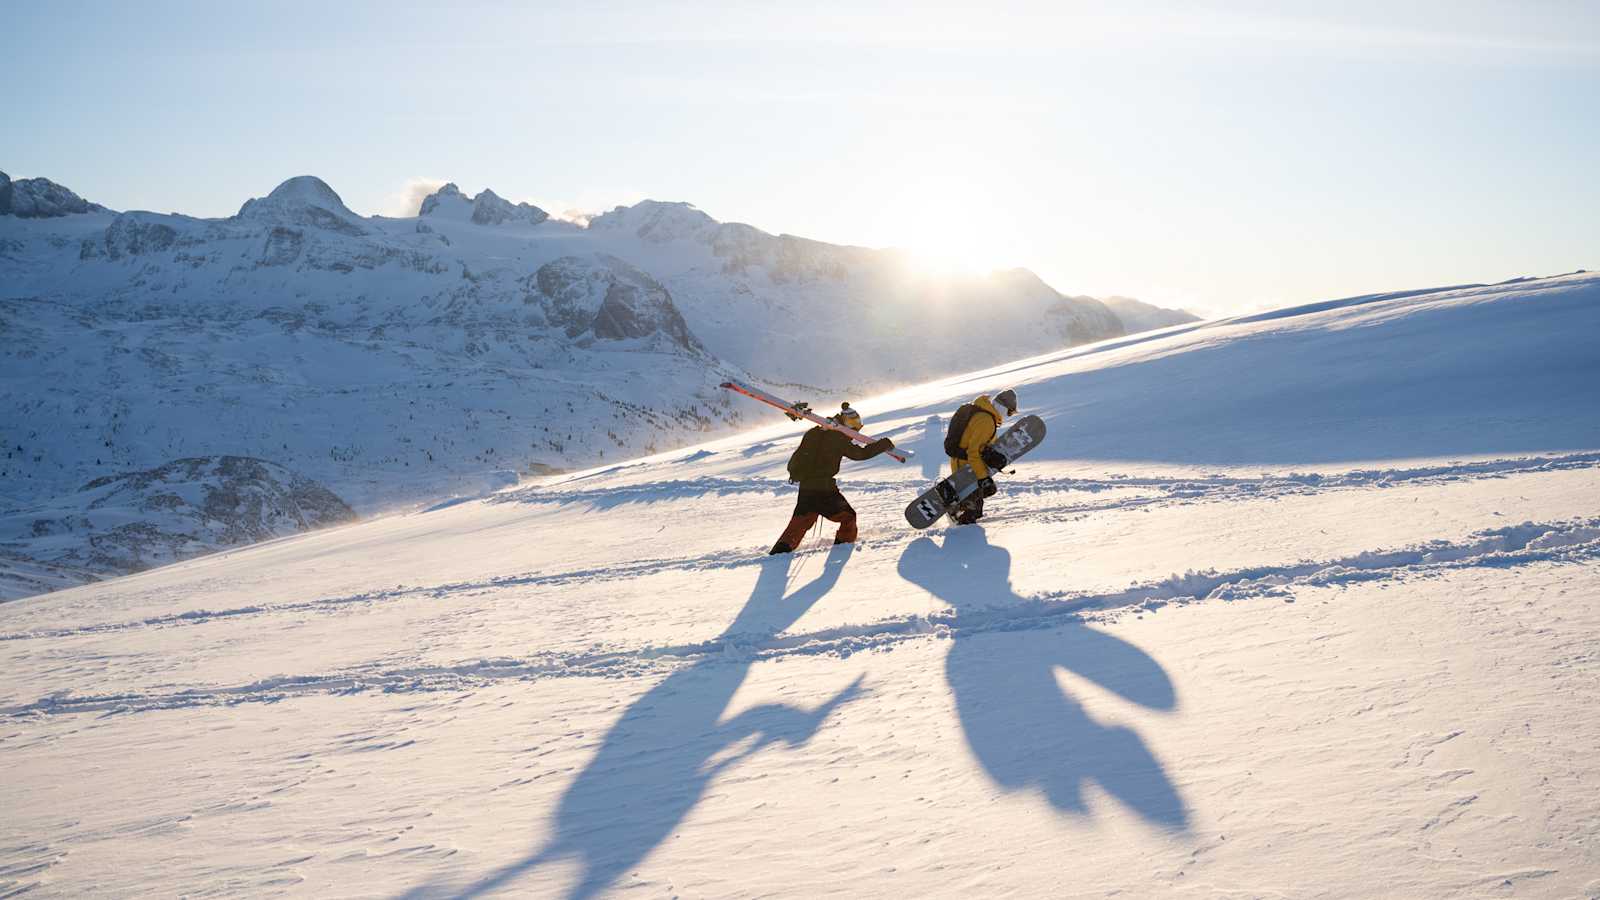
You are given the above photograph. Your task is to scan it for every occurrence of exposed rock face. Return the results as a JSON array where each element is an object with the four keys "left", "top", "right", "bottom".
[
  {"left": 260, "top": 225, "right": 305, "bottom": 266},
  {"left": 0, "top": 456, "right": 356, "bottom": 585},
  {"left": 419, "top": 182, "right": 469, "bottom": 216},
  {"left": 534, "top": 254, "right": 702, "bottom": 350},
  {"left": 471, "top": 189, "right": 548, "bottom": 226},
  {"left": 236, "top": 175, "right": 367, "bottom": 236},
  {"left": 0, "top": 174, "right": 97, "bottom": 218},
  {"left": 102, "top": 214, "right": 180, "bottom": 259}
]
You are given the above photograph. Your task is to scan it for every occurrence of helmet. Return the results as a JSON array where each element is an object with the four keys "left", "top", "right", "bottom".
[
  {"left": 833, "top": 402, "right": 863, "bottom": 430},
  {"left": 994, "top": 389, "right": 1018, "bottom": 416}
]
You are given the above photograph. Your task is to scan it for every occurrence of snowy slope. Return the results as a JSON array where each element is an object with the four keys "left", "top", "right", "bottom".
[
  {"left": 3, "top": 272, "right": 1597, "bottom": 897},
  {"left": 0, "top": 455, "right": 355, "bottom": 600}
]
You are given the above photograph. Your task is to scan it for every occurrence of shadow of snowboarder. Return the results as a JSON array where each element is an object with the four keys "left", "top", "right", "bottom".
[
  {"left": 434, "top": 544, "right": 864, "bottom": 899},
  {"left": 897, "top": 527, "right": 1190, "bottom": 831}
]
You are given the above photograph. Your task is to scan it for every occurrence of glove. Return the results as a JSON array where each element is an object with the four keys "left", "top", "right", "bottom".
[
  {"left": 980, "top": 447, "right": 1009, "bottom": 470},
  {"left": 978, "top": 476, "right": 997, "bottom": 498}
]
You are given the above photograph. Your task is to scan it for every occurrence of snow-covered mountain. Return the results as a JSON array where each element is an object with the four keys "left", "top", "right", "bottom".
[
  {"left": 0, "top": 170, "right": 105, "bottom": 218},
  {"left": 0, "top": 455, "right": 355, "bottom": 600},
  {"left": 1, "top": 170, "right": 1188, "bottom": 596},
  {"left": 2, "top": 272, "right": 1595, "bottom": 897},
  {"left": 1098, "top": 294, "right": 1201, "bottom": 332},
  {"left": 0, "top": 174, "right": 751, "bottom": 515}
]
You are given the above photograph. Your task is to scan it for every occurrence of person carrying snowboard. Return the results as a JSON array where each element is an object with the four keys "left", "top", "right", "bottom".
[
  {"left": 945, "top": 388, "right": 1019, "bottom": 524},
  {"left": 770, "top": 403, "right": 896, "bottom": 554}
]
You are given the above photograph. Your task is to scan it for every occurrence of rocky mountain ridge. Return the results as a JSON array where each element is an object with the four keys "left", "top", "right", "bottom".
[
  {"left": 0, "top": 170, "right": 105, "bottom": 218},
  {"left": 0, "top": 455, "right": 356, "bottom": 601}
]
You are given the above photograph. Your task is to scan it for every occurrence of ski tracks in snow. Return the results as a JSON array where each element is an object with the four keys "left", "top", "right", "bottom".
[
  {"left": 6, "top": 449, "right": 1596, "bottom": 642},
  {"left": 516, "top": 449, "right": 1600, "bottom": 512},
  {"left": 5, "top": 511, "right": 1597, "bottom": 720}
]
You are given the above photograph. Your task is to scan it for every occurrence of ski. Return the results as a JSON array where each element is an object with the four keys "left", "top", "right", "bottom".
[{"left": 719, "top": 380, "right": 912, "bottom": 463}]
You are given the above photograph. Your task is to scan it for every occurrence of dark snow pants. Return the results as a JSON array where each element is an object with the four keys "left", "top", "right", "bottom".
[
  {"left": 773, "top": 486, "right": 858, "bottom": 551},
  {"left": 948, "top": 458, "right": 984, "bottom": 523}
]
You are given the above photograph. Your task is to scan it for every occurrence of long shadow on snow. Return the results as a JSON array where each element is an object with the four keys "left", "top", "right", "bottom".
[
  {"left": 899, "top": 527, "right": 1190, "bottom": 831},
  {"left": 425, "top": 545, "right": 864, "bottom": 900}
]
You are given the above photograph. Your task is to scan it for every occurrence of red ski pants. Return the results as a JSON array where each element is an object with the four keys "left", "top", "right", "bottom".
[{"left": 776, "top": 487, "right": 858, "bottom": 548}]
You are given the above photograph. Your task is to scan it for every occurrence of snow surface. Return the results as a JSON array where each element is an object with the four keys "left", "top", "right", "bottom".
[{"left": 2, "top": 273, "right": 1598, "bottom": 897}]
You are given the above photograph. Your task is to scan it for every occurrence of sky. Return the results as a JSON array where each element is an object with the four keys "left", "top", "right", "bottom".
[{"left": 5, "top": 0, "right": 1597, "bottom": 315}]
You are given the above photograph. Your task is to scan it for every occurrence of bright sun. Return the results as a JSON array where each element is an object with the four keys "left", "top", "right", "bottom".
[
  {"left": 899, "top": 231, "right": 1010, "bottom": 277},
  {"left": 867, "top": 168, "right": 1021, "bottom": 278}
]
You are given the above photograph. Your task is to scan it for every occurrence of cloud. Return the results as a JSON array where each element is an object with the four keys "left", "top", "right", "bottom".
[
  {"left": 523, "top": 188, "right": 650, "bottom": 227},
  {"left": 380, "top": 179, "right": 650, "bottom": 225},
  {"left": 385, "top": 177, "right": 449, "bottom": 217}
]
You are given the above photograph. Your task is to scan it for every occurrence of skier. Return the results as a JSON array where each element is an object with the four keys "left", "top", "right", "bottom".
[
  {"left": 945, "top": 388, "right": 1019, "bottom": 524},
  {"left": 770, "top": 403, "right": 896, "bottom": 554}
]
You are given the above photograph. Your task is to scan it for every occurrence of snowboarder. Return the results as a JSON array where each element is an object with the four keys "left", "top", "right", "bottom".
[
  {"left": 770, "top": 403, "right": 896, "bottom": 554},
  {"left": 944, "top": 388, "right": 1019, "bottom": 524}
]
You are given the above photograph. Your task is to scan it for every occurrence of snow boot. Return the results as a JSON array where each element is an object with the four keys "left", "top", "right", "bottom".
[{"left": 953, "top": 502, "right": 984, "bottom": 525}]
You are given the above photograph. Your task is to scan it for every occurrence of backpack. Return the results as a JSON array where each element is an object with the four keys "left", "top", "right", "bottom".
[
  {"left": 786, "top": 428, "right": 822, "bottom": 483},
  {"left": 943, "top": 403, "right": 996, "bottom": 457}
]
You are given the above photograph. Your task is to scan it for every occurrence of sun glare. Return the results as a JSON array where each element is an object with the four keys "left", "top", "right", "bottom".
[
  {"left": 899, "top": 233, "right": 1010, "bottom": 278},
  {"left": 867, "top": 165, "right": 1023, "bottom": 279},
  {"left": 880, "top": 200, "right": 1024, "bottom": 278}
]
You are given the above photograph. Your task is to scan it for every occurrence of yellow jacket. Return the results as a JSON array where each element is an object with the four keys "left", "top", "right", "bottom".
[{"left": 950, "top": 395, "right": 1005, "bottom": 479}]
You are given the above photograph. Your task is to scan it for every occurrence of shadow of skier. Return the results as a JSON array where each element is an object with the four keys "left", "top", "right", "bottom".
[
  {"left": 436, "top": 544, "right": 864, "bottom": 899},
  {"left": 897, "top": 527, "right": 1190, "bottom": 831}
]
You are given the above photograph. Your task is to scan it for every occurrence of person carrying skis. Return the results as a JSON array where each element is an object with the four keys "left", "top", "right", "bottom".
[
  {"left": 945, "top": 388, "right": 1019, "bottom": 524},
  {"left": 770, "top": 403, "right": 896, "bottom": 554}
]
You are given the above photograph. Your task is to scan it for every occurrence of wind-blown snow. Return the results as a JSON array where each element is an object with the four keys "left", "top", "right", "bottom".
[{"left": 2, "top": 272, "right": 1597, "bottom": 897}]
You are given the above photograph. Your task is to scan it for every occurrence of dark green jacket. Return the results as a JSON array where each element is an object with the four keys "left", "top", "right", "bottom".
[{"left": 787, "top": 427, "right": 894, "bottom": 491}]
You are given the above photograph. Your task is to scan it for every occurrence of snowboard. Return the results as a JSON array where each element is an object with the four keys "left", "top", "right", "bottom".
[{"left": 904, "top": 415, "right": 1047, "bottom": 529}]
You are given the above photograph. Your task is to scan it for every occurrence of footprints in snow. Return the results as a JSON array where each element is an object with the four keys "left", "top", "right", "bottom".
[{"left": 6, "top": 517, "right": 1599, "bottom": 719}]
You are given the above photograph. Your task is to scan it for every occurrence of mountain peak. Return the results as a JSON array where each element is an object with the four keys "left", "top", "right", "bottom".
[
  {"left": 589, "top": 200, "right": 717, "bottom": 244},
  {"left": 0, "top": 171, "right": 102, "bottom": 218},
  {"left": 263, "top": 175, "right": 349, "bottom": 210},
  {"left": 237, "top": 175, "right": 365, "bottom": 235},
  {"left": 470, "top": 188, "right": 549, "bottom": 226},
  {"left": 419, "top": 183, "right": 549, "bottom": 226},
  {"left": 419, "top": 183, "right": 468, "bottom": 217}
]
